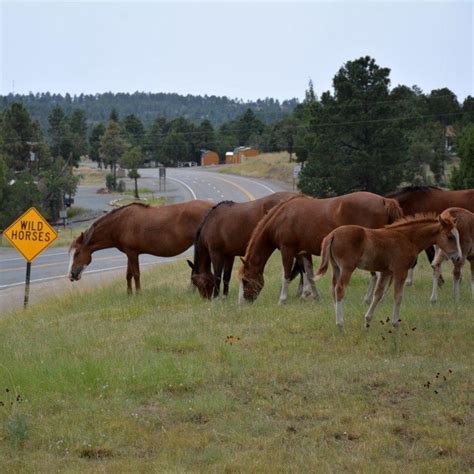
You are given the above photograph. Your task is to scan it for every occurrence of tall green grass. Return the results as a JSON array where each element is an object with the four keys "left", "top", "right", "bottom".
[{"left": 0, "top": 255, "right": 472, "bottom": 471}]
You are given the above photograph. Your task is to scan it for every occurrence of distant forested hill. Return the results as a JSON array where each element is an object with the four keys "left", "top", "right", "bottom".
[{"left": 0, "top": 92, "right": 298, "bottom": 128}]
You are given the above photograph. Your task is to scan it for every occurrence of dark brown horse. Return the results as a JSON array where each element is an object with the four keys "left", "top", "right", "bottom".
[
  {"left": 238, "top": 192, "right": 403, "bottom": 304},
  {"left": 187, "top": 192, "right": 311, "bottom": 299},
  {"left": 316, "top": 214, "right": 461, "bottom": 329},
  {"left": 68, "top": 201, "right": 214, "bottom": 293},
  {"left": 387, "top": 186, "right": 474, "bottom": 284}
]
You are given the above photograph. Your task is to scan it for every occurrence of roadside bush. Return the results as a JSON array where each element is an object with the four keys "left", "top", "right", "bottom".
[
  {"left": 117, "top": 180, "right": 126, "bottom": 192},
  {"left": 105, "top": 173, "right": 116, "bottom": 191}
]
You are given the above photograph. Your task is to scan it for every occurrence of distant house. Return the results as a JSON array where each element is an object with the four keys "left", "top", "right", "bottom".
[
  {"left": 225, "top": 146, "right": 259, "bottom": 164},
  {"left": 200, "top": 150, "right": 219, "bottom": 166},
  {"left": 445, "top": 126, "right": 456, "bottom": 153}
]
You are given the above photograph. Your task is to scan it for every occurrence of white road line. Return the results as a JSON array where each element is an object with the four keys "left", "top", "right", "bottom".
[
  {"left": 0, "top": 250, "right": 69, "bottom": 263},
  {"left": 0, "top": 258, "right": 183, "bottom": 289},
  {"left": 167, "top": 177, "right": 197, "bottom": 200}
]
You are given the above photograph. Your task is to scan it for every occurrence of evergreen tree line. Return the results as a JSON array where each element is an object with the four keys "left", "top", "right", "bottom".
[
  {"left": 0, "top": 91, "right": 298, "bottom": 129},
  {"left": 1, "top": 56, "right": 474, "bottom": 229}
]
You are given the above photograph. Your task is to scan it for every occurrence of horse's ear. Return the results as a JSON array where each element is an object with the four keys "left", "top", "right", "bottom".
[
  {"left": 76, "top": 232, "right": 85, "bottom": 244},
  {"left": 240, "top": 257, "right": 247, "bottom": 266},
  {"left": 438, "top": 215, "right": 455, "bottom": 231},
  {"left": 186, "top": 259, "right": 195, "bottom": 270}
]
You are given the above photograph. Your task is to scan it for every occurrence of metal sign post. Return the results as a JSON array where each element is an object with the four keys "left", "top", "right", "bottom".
[
  {"left": 24, "top": 262, "right": 32, "bottom": 308},
  {"left": 3, "top": 207, "right": 58, "bottom": 309},
  {"left": 159, "top": 166, "right": 166, "bottom": 192},
  {"left": 293, "top": 164, "right": 302, "bottom": 190}
]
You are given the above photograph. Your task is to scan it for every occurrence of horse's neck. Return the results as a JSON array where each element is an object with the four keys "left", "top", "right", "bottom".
[
  {"left": 402, "top": 222, "right": 440, "bottom": 251},
  {"left": 87, "top": 222, "right": 115, "bottom": 251},
  {"left": 246, "top": 227, "right": 275, "bottom": 273}
]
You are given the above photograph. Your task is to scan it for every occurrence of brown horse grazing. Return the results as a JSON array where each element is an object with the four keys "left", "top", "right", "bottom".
[
  {"left": 316, "top": 214, "right": 462, "bottom": 329},
  {"left": 187, "top": 192, "right": 313, "bottom": 299},
  {"left": 68, "top": 201, "right": 214, "bottom": 293},
  {"left": 238, "top": 192, "right": 403, "bottom": 304},
  {"left": 430, "top": 208, "right": 474, "bottom": 303},
  {"left": 387, "top": 186, "right": 474, "bottom": 285}
]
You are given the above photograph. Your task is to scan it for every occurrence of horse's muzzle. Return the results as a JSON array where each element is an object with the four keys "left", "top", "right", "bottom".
[{"left": 69, "top": 266, "right": 85, "bottom": 281}]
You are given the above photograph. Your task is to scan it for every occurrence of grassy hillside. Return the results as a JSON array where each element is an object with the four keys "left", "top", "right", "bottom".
[
  {"left": 0, "top": 255, "right": 472, "bottom": 471},
  {"left": 219, "top": 152, "right": 296, "bottom": 185}
]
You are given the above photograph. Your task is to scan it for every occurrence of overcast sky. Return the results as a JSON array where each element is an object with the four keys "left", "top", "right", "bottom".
[{"left": 1, "top": 1, "right": 472, "bottom": 101}]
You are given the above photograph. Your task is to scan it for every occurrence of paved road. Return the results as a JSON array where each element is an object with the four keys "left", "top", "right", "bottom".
[{"left": 0, "top": 168, "right": 291, "bottom": 307}]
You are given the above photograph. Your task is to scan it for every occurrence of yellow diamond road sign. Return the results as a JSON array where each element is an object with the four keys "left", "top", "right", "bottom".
[{"left": 3, "top": 207, "right": 58, "bottom": 262}]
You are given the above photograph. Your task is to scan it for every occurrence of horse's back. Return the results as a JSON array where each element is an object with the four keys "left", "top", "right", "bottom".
[{"left": 329, "top": 192, "right": 392, "bottom": 227}]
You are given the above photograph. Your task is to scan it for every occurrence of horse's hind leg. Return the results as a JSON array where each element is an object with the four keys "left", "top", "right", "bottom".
[
  {"left": 279, "top": 247, "right": 296, "bottom": 304},
  {"left": 469, "top": 257, "right": 474, "bottom": 302},
  {"left": 364, "top": 272, "right": 377, "bottom": 304},
  {"left": 211, "top": 254, "right": 224, "bottom": 299},
  {"left": 364, "top": 272, "right": 391, "bottom": 328},
  {"left": 222, "top": 256, "right": 234, "bottom": 298},
  {"left": 334, "top": 268, "right": 353, "bottom": 329},
  {"left": 127, "top": 253, "right": 141, "bottom": 294},
  {"left": 301, "top": 254, "right": 319, "bottom": 301}
]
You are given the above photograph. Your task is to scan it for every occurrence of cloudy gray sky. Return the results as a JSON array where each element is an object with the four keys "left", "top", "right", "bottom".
[{"left": 1, "top": 1, "right": 472, "bottom": 101}]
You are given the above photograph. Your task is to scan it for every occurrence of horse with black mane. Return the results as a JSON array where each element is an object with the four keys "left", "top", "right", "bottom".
[
  {"left": 69, "top": 200, "right": 214, "bottom": 294},
  {"left": 188, "top": 192, "right": 312, "bottom": 299},
  {"left": 238, "top": 192, "right": 403, "bottom": 304}
]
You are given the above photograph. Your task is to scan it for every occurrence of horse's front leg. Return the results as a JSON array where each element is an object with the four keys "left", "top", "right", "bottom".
[
  {"left": 430, "top": 249, "right": 446, "bottom": 304},
  {"left": 405, "top": 260, "right": 415, "bottom": 287},
  {"left": 364, "top": 272, "right": 391, "bottom": 328},
  {"left": 391, "top": 272, "right": 407, "bottom": 326},
  {"left": 453, "top": 260, "right": 463, "bottom": 303},
  {"left": 364, "top": 272, "right": 377, "bottom": 304},
  {"left": 279, "top": 247, "right": 296, "bottom": 304},
  {"left": 126, "top": 259, "right": 133, "bottom": 295}
]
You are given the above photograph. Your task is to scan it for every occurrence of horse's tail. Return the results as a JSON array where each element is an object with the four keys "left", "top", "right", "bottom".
[
  {"left": 316, "top": 234, "right": 335, "bottom": 279},
  {"left": 383, "top": 197, "right": 404, "bottom": 224}
]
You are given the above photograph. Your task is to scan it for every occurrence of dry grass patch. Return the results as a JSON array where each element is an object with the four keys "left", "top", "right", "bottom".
[{"left": 219, "top": 151, "right": 296, "bottom": 184}]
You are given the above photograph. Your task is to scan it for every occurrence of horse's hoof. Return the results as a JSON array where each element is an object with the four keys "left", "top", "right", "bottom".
[
  {"left": 405, "top": 281, "right": 413, "bottom": 287},
  {"left": 278, "top": 299, "right": 287, "bottom": 305},
  {"left": 392, "top": 321, "right": 400, "bottom": 328},
  {"left": 430, "top": 298, "right": 437, "bottom": 305},
  {"left": 336, "top": 323, "right": 345, "bottom": 332}
]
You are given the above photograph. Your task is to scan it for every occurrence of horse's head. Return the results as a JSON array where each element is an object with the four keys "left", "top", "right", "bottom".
[
  {"left": 187, "top": 260, "right": 214, "bottom": 299},
  {"left": 436, "top": 214, "right": 462, "bottom": 263},
  {"left": 68, "top": 232, "right": 92, "bottom": 281},
  {"left": 238, "top": 257, "right": 264, "bottom": 304}
]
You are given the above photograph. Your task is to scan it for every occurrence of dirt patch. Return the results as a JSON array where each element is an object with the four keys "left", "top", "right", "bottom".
[{"left": 79, "top": 447, "right": 113, "bottom": 459}]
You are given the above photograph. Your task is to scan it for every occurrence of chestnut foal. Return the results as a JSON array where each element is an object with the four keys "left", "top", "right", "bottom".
[
  {"left": 316, "top": 214, "right": 462, "bottom": 329},
  {"left": 430, "top": 208, "right": 474, "bottom": 303}
]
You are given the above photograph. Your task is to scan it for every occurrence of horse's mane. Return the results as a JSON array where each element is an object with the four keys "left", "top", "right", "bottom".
[
  {"left": 243, "top": 194, "right": 308, "bottom": 262},
  {"left": 74, "top": 202, "right": 150, "bottom": 248},
  {"left": 385, "top": 185, "right": 442, "bottom": 198},
  {"left": 385, "top": 212, "right": 439, "bottom": 228},
  {"left": 193, "top": 201, "right": 235, "bottom": 270}
]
